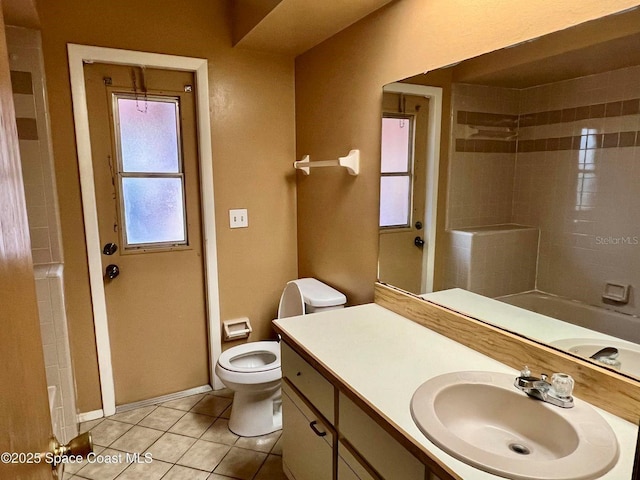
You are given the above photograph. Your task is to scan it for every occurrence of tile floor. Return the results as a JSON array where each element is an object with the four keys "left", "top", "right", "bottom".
[{"left": 64, "top": 389, "right": 285, "bottom": 480}]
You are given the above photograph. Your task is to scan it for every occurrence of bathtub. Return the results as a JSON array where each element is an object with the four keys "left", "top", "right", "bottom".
[{"left": 497, "top": 291, "right": 640, "bottom": 345}]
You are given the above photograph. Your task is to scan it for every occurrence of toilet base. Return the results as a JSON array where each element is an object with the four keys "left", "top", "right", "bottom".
[{"left": 228, "top": 384, "right": 282, "bottom": 437}]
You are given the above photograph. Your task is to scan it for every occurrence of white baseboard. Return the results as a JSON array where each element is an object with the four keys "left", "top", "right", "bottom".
[{"left": 77, "top": 409, "right": 104, "bottom": 423}]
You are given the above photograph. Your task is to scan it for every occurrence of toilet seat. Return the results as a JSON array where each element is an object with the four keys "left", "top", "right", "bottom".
[{"left": 217, "top": 341, "right": 281, "bottom": 373}]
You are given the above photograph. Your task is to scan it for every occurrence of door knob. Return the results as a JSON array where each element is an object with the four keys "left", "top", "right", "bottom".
[
  {"left": 102, "top": 242, "right": 118, "bottom": 255},
  {"left": 48, "top": 431, "right": 93, "bottom": 469},
  {"left": 105, "top": 264, "right": 120, "bottom": 279},
  {"left": 414, "top": 236, "right": 425, "bottom": 248}
]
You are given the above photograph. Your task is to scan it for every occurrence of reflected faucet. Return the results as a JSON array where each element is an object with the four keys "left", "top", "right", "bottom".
[
  {"left": 589, "top": 347, "right": 621, "bottom": 369},
  {"left": 514, "top": 366, "right": 574, "bottom": 408}
]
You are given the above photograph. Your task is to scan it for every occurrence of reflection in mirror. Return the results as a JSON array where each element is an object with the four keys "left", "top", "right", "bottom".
[{"left": 378, "top": 8, "right": 640, "bottom": 381}]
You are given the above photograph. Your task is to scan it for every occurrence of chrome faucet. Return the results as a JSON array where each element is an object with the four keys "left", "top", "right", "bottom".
[
  {"left": 514, "top": 366, "right": 574, "bottom": 408},
  {"left": 589, "top": 347, "right": 621, "bottom": 369}
]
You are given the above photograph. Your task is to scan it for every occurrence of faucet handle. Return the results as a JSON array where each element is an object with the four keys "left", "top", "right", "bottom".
[
  {"left": 520, "top": 366, "right": 531, "bottom": 377},
  {"left": 551, "top": 373, "right": 574, "bottom": 399}
]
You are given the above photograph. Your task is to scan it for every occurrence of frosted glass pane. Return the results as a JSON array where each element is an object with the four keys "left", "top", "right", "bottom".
[
  {"left": 122, "top": 177, "right": 185, "bottom": 245},
  {"left": 380, "top": 176, "right": 410, "bottom": 227},
  {"left": 381, "top": 117, "right": 410, "bottom": 173},
  {"left": 118, "top": 98, "right": 180, "bottom": 173}
]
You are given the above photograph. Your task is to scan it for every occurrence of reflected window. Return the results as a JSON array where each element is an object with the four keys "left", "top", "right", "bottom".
[
  {"left": 380, "top": 115, "right": 414, "bottom": 227},
  {"left": 576, "top": 128, "right": 597, "bottom": 211},
  {"left": 113, "top": 94, "right": 187, "bottom": 248}
]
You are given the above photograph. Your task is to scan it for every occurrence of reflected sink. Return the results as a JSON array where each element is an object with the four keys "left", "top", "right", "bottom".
[
  {"left": 411, "top": 371, "right": 619, "bottom": 479},
  {"left": 551, "top": 338, "right": 640, "bottom": 377}
]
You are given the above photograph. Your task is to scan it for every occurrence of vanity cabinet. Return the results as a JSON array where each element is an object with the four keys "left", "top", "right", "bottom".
[
  {"left": 281, "top": 340, "right": 440, "bottom": 480},
  {"left": 282, "top": 382, "right": 334, "bottom": 480}
]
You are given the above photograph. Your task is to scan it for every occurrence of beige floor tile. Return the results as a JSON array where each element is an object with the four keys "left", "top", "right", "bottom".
[
  {"left": 79, "top": 418, "right": 104, "bottom": 434},
  {"left": 163, "top": 464, "right": 211, "bottom": 480},
  {"left": 213, "top": 446, "right": 267, "bottom": 480},
  {"left": 207, "top": 474, "right": 236, "bottom": 480},
  {"left": 89, "top": 419, "right": 134, "bottom": 447},
  {"left": 169, "top": 412, "right": 215, "bottom": 438},
  {"left": 114, "top": 458, "right": 172, "bottom": 479},
  {"left": 219, "top": 405, "right": 231, "bottom": 419},
  {"left": 109, "top": 425, "right": 164, "bottom": 453},
  {"left": 138, "top": 406, "right": 186, "bottom": 431},
  {"left": 145, "top": 432, "right": 196, "bottom": 463},
  {"left": 162, "top": 394, "right": 205, "bottom": 411},
  {"left": 176, "top": 439, "right": 230, "bottom": 472},
  {"left": 254, "top": 454, "right": 286, "bottom": 480},
  {"left": 210, "top": 388, "right": 234, "bottom": 398},
  {"left": 63, "top": 445, "right": 105, "bottom": 474},
  {"left": 74, "top": 449, "right": 130, "bottom": 480},
  {"left": 201, "top": 418, "right": 239, "bottom": 445},
  {"left": 107, "top": 405, "right": 156, "bottom": 425},
  {"left": 234, "top": 430, "right": 281, "bottom": 453},
  {"left": 271, "top": 435, "right": 283, "bottom": 455},
  {"left": 190, "top": 395, "right": 232, "bottom": 417}
]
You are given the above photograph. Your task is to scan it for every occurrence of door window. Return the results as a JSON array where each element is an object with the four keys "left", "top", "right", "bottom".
[
  {"left": 113, "top": 94, "right": 188, "bottom": 249},
  {"left": 380, "top": 115, "right": 414, "bottom": 228}
]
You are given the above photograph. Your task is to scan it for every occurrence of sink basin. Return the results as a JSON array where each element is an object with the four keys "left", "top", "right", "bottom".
[
  {"left": 551, "top": 338, "right": 640, "bottom": 377},
  {"left": 411, "top": 371, "right": 619, "bottom": 479}
]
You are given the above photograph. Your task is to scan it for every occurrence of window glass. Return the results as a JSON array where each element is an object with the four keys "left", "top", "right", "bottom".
[
  {"left": 379, "top": 176, "right": 410, "bottom": 227},
  {"left": 381, "top": 117, "right": 410, "bottom": 173},
  {"left": 118, "top": 97, "right": 180, "bottom": 173},
  {"left": 122, "top": 177, "right": 186, "bottom": 245}
]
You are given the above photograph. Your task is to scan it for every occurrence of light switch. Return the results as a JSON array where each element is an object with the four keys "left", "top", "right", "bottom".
[{"left": 229, "top": 209, "right": 248, "bottom": 228}]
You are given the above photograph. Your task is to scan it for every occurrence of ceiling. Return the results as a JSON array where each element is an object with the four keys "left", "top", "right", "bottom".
[
  {"left": 406, "top": 6, "right": 640, "bottom": 89},
  {"left": 232, "top": 0, "right": 395, "bottom": 56}
]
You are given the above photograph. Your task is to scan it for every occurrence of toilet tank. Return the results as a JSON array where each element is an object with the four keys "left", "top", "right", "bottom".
[
  {"left": 295, "top": 278, "right": 347, "bottom": 313},
  {"left": 278, "top": 278, "right": 346, "bottom": 318}
]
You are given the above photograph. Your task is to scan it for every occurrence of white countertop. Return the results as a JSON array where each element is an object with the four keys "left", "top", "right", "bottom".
[
  {"left": 274, "top": 303, "right": 637, "bottom": 479},
  {"left": 421, "top": 288, "right": 628, "bottom": 345}
]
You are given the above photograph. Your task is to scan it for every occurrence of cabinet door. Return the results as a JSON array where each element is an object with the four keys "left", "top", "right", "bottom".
[
  {"left": 338, "top": 441, "right": 379, "bottom": 480},
  {"left": 339, "top": 393, "right": 425, "bottom": 480},
  {"left": 282, "top": 382, "right": 334, "bottom": 480}
]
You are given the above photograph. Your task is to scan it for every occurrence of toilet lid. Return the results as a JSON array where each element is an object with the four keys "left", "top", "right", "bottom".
[
  {"left": 277, "top": 281, "right": 305, "bottom": 319},
  {"left": 217, "top": 341, "right": 281, "bottom": 373}
]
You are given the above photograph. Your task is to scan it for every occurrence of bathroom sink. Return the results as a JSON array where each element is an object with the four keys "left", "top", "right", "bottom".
[
  {"left": 551, "top": 338, "right": 640, "bottom": 377},
  {"left": 411, "top": 371, "right": 619, "bottom": 479}
]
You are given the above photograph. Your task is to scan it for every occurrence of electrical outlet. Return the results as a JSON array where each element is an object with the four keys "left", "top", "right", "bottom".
[{"left": 229, "top": 209, "right": 248, "bottom": 228}]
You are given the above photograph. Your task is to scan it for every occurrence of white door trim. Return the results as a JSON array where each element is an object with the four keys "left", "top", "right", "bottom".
[
  {"left": 68, "top": 44, "right": 222, "bottom": 417},
  {"left": 382, "top": 83, "right": 442, "bottom": 294}
]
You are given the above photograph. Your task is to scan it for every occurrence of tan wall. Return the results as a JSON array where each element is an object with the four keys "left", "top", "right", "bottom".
[
  {"left": 295, "top": 0, "right": 640, "bottom": 304},
  {"left": 36, "top": 0, "right": 297, "bottom": 412}
]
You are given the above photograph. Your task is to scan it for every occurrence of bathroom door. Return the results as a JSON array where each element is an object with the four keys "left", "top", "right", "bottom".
[
  {"left": 0, "top": 18, "right": 54, "bottom": 476},
  {"left": 378, "top": 93, "right": 429, "bottom": 294},
  {"left": 84, "top": 63, "right": 209, "bottom": 405}
]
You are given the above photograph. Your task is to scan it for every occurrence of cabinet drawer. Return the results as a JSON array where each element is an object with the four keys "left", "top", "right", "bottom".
[
  {"left": 281, "top": 342, "right": 334, "bottom": 422},
  {"left": 339, "top": 393, "right": 425, "bottom": 480},
  {"left": 338, "top": 441, "right": 380, "bottom": 480},
  {"left": 282, "top": 382, "right": 334, "bottom": 480}
]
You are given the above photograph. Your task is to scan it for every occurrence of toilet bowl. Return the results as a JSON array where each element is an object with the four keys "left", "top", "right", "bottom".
[{"left": 214, "top": 278, "right": 346, "bottom": 437}]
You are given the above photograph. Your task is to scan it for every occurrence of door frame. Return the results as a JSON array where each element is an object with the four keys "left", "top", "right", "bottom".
[
  {"left": 382, "top": 83, "right": 442, "bottom": 293},
  {"left": 68, "top": 44, "right": 222, "bottom": 417}
]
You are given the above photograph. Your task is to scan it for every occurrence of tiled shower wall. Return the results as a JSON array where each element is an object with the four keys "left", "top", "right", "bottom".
[
  {"left": 446, "top": 66, "right": 640, "bottom": 315},
  {"left": 514, "top": 66, "right": 640, "bottom": 316},
  {"left": 8, "top": 27, "right": 78, "bottom": 443}
]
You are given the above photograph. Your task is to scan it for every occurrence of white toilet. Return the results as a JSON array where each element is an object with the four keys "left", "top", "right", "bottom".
[{"left": 214, "top": 278, "right": 346, "bottom": 437}]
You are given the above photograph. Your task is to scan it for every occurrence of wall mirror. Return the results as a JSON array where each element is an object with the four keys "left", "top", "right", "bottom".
[{"left": 377, "top": 7, "right": 640, "bottom": 383}]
